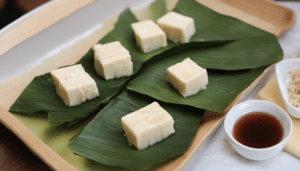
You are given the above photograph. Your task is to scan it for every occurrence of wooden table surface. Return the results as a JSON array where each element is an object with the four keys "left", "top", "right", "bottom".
[
  {"left": 1, "top": 1, "right": 61, "bottom": 170},
  {"left": 0, "top": 1, "right": 51, "bottom": 170},
  {"left": 0, "top": 123, "right": 52, "bottom": 170}
]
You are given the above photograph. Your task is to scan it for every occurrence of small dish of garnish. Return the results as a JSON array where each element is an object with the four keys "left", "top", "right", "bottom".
[
  {"left": 276, "top": 58, "right": 300, "bottom": 118},
  {"left": 224, "top": 100, "right": 292, "bottom": 160}
]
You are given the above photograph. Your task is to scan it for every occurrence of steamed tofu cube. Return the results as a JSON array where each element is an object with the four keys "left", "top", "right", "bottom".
[
  {"left": 93, "top": 41, "right": 133, "bottom": 80},
  {"left": 167, "top": 58, "right": 208, "bottom": 97},
  {"left": 50, "top": 64, "right": 99, "bottom": 107},
  {"left": 121, "top": 102, "right": 175, "bottom": 150},
  {"left": 157, "top": 12, "right": 196, "bottom": 43},
  {"left": 131, "top": 20, "right": 167, "bottom": 53}
]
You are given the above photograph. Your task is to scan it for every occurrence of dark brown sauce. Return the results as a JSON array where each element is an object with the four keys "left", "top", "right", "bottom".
[{"left": 233, "top": 112, "right": 283, "bottom": 148}]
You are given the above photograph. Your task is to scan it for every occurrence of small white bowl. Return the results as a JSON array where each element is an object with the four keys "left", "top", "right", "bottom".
[
  {"left": 276, "top": 58, "right": 300, "bottom": 118},
  {"left": 224, "top": 100, "right": 292, "bottom": 160}
]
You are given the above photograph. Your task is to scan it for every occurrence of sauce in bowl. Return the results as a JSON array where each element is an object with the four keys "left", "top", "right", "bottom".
[{"left": 233, "top": 112, "right": 284, "bottom": 148}]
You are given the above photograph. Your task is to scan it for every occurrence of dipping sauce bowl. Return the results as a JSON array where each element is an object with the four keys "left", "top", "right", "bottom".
[{"left": 224, "top": 100, "right": 292, "bottom": 160}]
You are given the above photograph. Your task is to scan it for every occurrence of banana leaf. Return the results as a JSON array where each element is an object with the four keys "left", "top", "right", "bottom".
[
  {"left": 69, "top": 90, "right": 203, "bottom": 170},
  {"left": 9, "top": 0, "right": 280, "bottom": 126},
  {"left": 174, "top": 0, "right": 269, "bottom": 41}
]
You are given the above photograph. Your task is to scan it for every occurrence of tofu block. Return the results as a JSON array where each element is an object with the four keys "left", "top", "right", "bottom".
[
  {"left": 121, "top": 102, "right": 175, "bottom": 150},
  {"left": 93, "top": 41, "right": 133, "bottom": 80},
  {"left": 50, "top": 64, "right": 99, "bottom": 107},
  {"left": 167, "top": 58, "right": 208, "bottom": 97},
  {"left": 131, "top": 20, "right": 167, "bottom": 53},
  {"left": 157, "top": 12, "right": 196, "bottom": 43}
]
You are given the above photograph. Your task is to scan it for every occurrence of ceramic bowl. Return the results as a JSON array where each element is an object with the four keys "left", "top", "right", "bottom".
[
  {"left": 224, "top": 100, "right": 292, "bottom": 160},
  {"left": 276, "top": 58, "right": 300, "bottom": 118}
]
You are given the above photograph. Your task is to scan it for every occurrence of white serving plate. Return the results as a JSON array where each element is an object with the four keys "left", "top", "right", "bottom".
[{"left": 0, "top": 0, "right": 298, "bottom": 171}]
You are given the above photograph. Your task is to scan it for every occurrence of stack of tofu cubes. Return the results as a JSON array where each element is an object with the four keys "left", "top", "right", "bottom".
[
  {"left": 131, "top": 20, "right": 167, "bottom": 53},
  {"left": 50, "top": 64, "right": 99, "bottom": 107},
  {"left": 166, "top": 58, "right": 208, "bottom": 97},
  {"left": 93, "top": 41, "right": 133, "bottom": 80},
  {"left": 157, "top": 12, "right": 196, "bottom": 43},
  {"left": 121, "top": 102, "right": 175, "bottom": 150}
]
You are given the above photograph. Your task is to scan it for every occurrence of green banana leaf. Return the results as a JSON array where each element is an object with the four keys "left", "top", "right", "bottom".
[
  {"left": 69, "top": 90, "right": 204, "bottom": 170},
  {"left": 135, "top": 34, "right": 282, "bottom": 71},
  {"left": 9, "top": 0, "right": 281, "bottom": 127},
  {"left": 174, "top": 0, "right": 268, "bottom": 41}
]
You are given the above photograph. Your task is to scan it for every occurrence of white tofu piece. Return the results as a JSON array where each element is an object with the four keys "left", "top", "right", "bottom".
[
  {"left": 50, "top": 64, "right": 99, "bottom": 107},
  {"left": 93, "top": 41, "right": 133, "bottom": 80},
  {"left": 157, "top": 12, "right": 196, "bottom": 43},
  {"left": 167, "top": 58, "right": 208, "bottom": 97},
  {"left": 131, "top": 20, "right": 167, "bottom": 53},
  {"left": 121, "top": 102, "right": 175, "bottom": 150}
]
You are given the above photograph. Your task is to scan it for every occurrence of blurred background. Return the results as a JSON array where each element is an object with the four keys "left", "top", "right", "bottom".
[
  {"left": 0, "top": 0, "right": 298, "bottom": 30},
  {"left": 1, "top": 0, "right": 299, "bottom": 30},
  {"left": 0, "top": 0, "right": 49, "bottom": 29}
]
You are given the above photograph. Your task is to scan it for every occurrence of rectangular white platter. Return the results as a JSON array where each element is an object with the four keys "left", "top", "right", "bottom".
[{"left": 0, "top": 0, "right": 296, "bottom": 170}]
